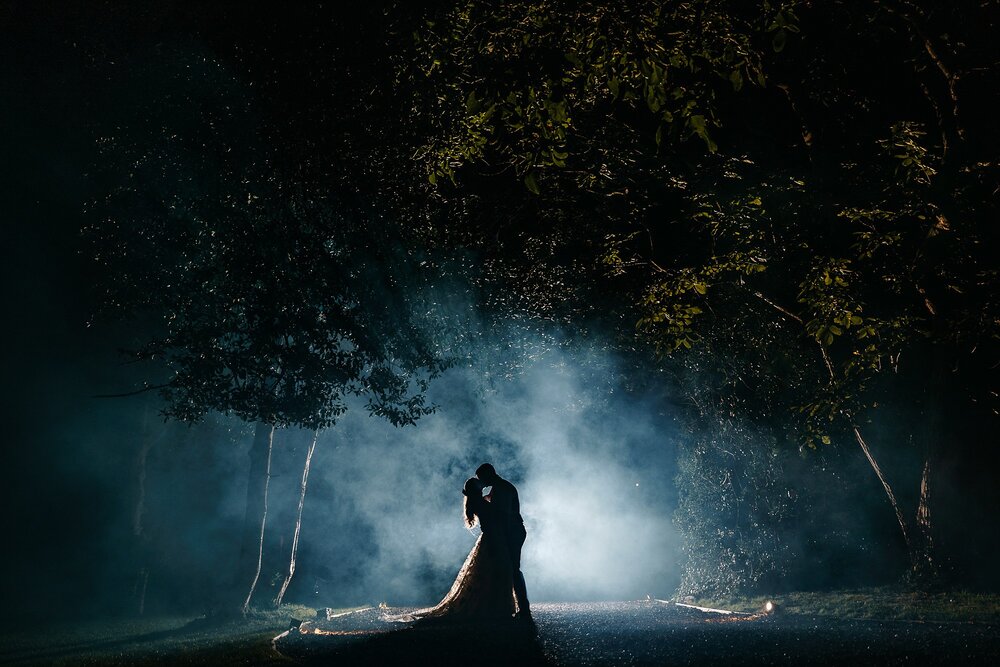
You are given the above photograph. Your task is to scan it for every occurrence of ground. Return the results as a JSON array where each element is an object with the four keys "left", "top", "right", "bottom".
[{"left": 2, "top": 597, "right": 998, "bottom": 665}]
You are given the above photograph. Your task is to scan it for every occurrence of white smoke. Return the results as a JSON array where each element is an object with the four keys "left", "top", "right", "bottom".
[{"left": 311, "top": 342, "right": 680, "bottom": 605}]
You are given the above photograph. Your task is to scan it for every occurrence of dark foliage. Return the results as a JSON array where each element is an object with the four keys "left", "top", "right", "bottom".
[
  {"left": 78, "top": 1, "right": 1000, "bottom": 597},
  {"left": 395, "top": 0, "right": 1000, "bottom": 591}
]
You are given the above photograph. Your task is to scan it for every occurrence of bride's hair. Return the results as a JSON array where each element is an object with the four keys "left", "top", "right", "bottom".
[{"left": 462, "top": 477, "right": 483, "bottom": 529}]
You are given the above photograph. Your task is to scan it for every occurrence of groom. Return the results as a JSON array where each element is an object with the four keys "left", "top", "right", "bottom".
[{"left": 476, "top": 463, "right": 531, "bottom": 619}]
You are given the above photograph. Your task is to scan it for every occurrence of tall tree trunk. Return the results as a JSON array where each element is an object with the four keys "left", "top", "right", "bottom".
[
  {"left": 908, "top": 350, "right": 951, "bottom": 585},
  {"left": 852, "top": 425, "right": 913, "bottom": 554},
  {"left": 755, "top": 293, "right": 927, "bottom": 576},
  {"left": 238, "top": 423, "right": 275, "bottom": 613},
  {"left": 821, "top": 343, "right": 914, "bottom": 561},
  {"left": 911, "top": 361, "right": 945, "bottom": 584},
  {"left": 274, "top": 429, "right": 319, "bottom": 607},
  {"left": 914, "top": 453, "right": 934, "bottom": 575},
  {"left": 131, "top": 402, "right": 154, "bottom": 615}
]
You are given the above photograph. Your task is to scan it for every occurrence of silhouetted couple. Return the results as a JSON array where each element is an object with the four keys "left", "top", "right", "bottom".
[{"left": 415, "top": 463, "right": 531, "bottom": 623}]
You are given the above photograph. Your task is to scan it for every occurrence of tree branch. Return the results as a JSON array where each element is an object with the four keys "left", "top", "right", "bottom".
[
  {"left": 93, "top": 383, "right": 171, "bottom": 399},
  {"left": 752, "top": 291, "right": 803, "bottom": 324}
]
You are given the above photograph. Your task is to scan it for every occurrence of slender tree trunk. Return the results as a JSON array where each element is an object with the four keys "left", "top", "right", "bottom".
[
  {"left": 132, "top": 409, "right": 152, "bottom": 538},
  {"left": 754, "top": 292, "right": 929, "bottom": 575},
  {"left": 239, "top": 423, "right": 275, "bottom": 614},
  {"left": 274, "top": 429, "right": 319, "bottom": 607},
  {"left": 819, "top": 343, "right": 915, "bottom": 560},
  {"left": 134, "top": 569, "right": 150, "bottom": 616},
  {"left": 912, "top": 373, "right": 943, "bottom": 584},
  {"left": 852, "top": 425, "right": 913, "bottom": 554},
  {"left": 908, "top": 350, "right": 951, "bottom": 585},
  {"left": 132, "top": 402, "right": 154, "bottom": 616},
  {"left": 915, "top": 454, "right": 934, "bottom": 570}
]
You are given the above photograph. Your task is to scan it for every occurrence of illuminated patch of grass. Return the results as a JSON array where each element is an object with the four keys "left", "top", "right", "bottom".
[
  {"left": 689, "top": 587, "right": 1000, "bottom": 622},
  {"left": 0, "top": 604, "right": 364, "bottom": 666}
]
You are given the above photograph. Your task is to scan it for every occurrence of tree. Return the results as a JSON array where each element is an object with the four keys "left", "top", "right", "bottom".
[
  {"left": 86, "top": 41, "right": 452, "bottom": 611},
  {"left": 400, "top": 0, "right": 1000, "bottom": 586}
]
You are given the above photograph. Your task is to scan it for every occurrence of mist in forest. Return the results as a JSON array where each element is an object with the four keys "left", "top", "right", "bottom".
[
  {"left": 306, "top": 347, "right": 681, "bottom": 606},
  {"left": 2, "top": 316, "right": 686, "bottom": 620},
  {"left": 139, "top": 339, "right": 684, "bottom": 611}
]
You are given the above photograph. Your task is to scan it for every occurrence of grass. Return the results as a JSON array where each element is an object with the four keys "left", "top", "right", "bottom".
[
  {"left": 688, "top": 587, "right": 1000, "bottom": 623},
  {"left": 0, "top": 604, "right": 353, "bottom": 666}
]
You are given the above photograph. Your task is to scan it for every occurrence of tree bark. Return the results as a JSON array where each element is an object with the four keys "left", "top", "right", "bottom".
[
  {"left": 131, "top": 402, "right": 155, "bottom": 615},
  {"left": 911, "top": 357, "right": 946, "bottom": 584},
  {"left": 274, "top": 429, "right": 319, "bottom": 606},
  {"left": 238, "top": 422, "right": 275, "bottom": 613},
  {"left": 852, "top": 425, "right": 913, "bottom": 554},
  {"left": 914, "top": 453, "right": 934, "bottom": 573}
]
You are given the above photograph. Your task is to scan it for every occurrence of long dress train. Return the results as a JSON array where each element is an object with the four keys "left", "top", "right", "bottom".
[{"left": 391, "top": 495, "right": 516, "bottom": 622}]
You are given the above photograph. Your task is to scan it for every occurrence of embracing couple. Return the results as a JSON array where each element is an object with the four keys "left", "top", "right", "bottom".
[{"left": 415, "top": 463, "right": 531, "bottom": 623}]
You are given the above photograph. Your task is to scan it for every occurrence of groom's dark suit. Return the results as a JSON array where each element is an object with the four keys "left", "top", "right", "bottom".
[{"left": 488, "top": 475, "right": 529, "bottom": 613}]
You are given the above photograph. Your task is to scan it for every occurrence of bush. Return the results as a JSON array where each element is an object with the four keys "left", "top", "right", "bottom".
[{"left": 674, "top": 418, "right": 797, "bottom": 598}]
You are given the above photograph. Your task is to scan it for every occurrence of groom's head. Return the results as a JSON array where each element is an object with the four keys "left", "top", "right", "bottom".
[{"left": 475, "top": 463, "right": 497, "bottom": 484}]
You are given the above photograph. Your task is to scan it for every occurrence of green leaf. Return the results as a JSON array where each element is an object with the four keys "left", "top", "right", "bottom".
[
  {"left": 772, "top": 29, "right": 787, "bottom": 52},
  {"left": 465, "top": 91, "right": 481, "bottom": 114},
  {"left": 647, "top": 92, "right": 661, "bottom": 113},
  {"left": 689, "top": 114, "right": 708, "bottom": 136},
  {"left": 688, "top": 114, "right": 717, "bottom": 152},
  {"left": 729, "top": 69, "right": 743, "bottom": 91},
  {"left": 524, "top": 171, "right": 540, "bottom": 194}
]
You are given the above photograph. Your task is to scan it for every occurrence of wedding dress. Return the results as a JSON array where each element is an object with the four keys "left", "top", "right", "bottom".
[{"left": 398, "top": 493, "right": 516, "bottom": 621}]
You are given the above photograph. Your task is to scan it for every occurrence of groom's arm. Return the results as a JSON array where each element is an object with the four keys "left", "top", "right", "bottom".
[
  {"left": 493, "top": 481, "right": 514, "bottom": 516},
  {"left": 503, "top": 481, "right": 523, "bottom": 528}
]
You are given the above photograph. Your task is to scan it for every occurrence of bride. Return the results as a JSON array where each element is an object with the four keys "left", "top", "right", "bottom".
[{"left": 400, "top": 477, "right": 517, "bottom": 621}]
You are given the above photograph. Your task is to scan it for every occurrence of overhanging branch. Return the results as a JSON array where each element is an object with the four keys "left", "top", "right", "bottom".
[{"left": 93, "top": 383, "right": 171, "bottom": 399}]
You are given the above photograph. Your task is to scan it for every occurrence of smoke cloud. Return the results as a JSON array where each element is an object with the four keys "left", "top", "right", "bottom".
[{"left": 306, "top": 341, "right": 682, "bottom": 607}]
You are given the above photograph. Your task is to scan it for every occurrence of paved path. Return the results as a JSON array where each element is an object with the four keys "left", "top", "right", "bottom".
[{"left": 274, "top": 600, "right": 1000, "bottom": 666}]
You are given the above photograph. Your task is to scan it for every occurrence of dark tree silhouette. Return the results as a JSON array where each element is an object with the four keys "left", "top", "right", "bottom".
[
  {"left": 395, "top": 0, "right": 1000, "bottom": 585},
  {"left": 86, "top": 39, "right": 452, "bottom": 611}
]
